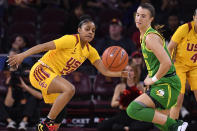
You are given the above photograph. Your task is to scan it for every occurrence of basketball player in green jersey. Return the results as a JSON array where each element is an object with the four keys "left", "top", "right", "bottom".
[{"left": 126, "top": 3, "right": 188, "bottom": 131}]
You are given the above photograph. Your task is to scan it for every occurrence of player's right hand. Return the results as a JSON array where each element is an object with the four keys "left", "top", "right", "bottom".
[
  {"left": 7, "top": 53, "right": 24, "bottom": 69},
  {"left": 121, "top": 71, "right": 130, "bottom": 78}
]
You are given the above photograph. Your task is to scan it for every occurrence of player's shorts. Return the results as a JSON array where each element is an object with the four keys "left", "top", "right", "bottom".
[
  {"left": 175, "top": 62, "right": 197, "bottom": 94},
  {"left": 146, "top": 74, "right": 181, "bottom": 110},
  {"left": 29, "top": 62, "right": 59, "bottom": 103}
]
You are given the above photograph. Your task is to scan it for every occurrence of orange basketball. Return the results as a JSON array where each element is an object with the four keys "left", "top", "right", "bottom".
[{"left": 102, "top": 46, "right": 128, "bottom": 71}]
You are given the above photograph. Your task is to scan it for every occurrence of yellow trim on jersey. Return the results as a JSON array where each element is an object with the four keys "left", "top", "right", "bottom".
[{"left": 144, "top": 32, "right": 165, "bottom": 52}]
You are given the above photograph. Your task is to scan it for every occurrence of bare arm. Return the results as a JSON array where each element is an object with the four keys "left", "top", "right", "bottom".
[
  {"left": 93, "top": 59, "right": 123, "bottom": 77},
  {"left": 167, "top": 40, "right": 178, "bottom": 56},
  {"left": 23, "top": 85, "right": 43, "bottom": 100},
  {"left": 111, "top": 84, "right": 123, "bottom": 107},
  {"left": 22, "top": 41, "right": 56, "bottom": 58},
  {"left": 146, "top": 34, "right": 172, "bottom": 80},
  {"left": 19, "top": 77, "right": 42, "bottom": 100},
  {"left": 8, "top": 41, "right": 56, "bottom": 67},
  {"left": 4, "top": 87, "right": 14, "bottom": 107}
]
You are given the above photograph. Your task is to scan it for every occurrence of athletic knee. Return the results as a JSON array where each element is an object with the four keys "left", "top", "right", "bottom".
[
  {"left": 67, "top": 85, "right": 75, "bottom": 96},
  {"left": 126, "top": 101, "right": 143, "bottom": 119},
  {"left": 62, "top": 84, "right": 75, "bottom": 96}
]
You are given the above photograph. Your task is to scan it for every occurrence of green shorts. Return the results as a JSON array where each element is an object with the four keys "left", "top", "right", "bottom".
[{"left": 146, "top": 75, "right": 181, "bottom": 110}]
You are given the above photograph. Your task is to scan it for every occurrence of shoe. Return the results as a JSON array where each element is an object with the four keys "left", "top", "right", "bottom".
[
  {"left": 37, "top": 121, "right": 57, "bottom": 131},
  {"left": 18, "top": 121, "right": 28, "bottom": 131},
  {"left": 7, "top": 121, "right": 16, "bottom": 129},
  {"left": 169, "top": 120, "right": 188, "bottom": 131}
]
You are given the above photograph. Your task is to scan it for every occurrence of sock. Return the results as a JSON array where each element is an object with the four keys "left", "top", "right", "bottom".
[{"left": 45, "top": 116, "right": 55, "bottom": 123}]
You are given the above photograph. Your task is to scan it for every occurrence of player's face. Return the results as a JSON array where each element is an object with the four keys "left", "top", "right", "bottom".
[
  {"left": 135, "top": 7, "right": 153, "bottom": 30},
  {"left": 78, "top": 21, "right": 96, "bottom": 43}
]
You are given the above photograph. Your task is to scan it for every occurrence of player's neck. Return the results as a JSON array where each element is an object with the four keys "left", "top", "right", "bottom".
[
  {"left": 80, "top": 40, "right": 88, "bottom": 48},
  {"left": 140, "top": 25, "right": 151, "bottom": 36},
  {"left": 194, "top": 25, "right": 197, "bottom": 33}
]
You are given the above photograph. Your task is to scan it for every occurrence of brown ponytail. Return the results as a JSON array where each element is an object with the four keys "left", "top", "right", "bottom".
[{"left": 152, "top": 23, "right": 165, "bottom": 34}]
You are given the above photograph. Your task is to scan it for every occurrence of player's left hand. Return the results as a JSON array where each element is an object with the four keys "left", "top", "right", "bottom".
[
  {"left": 144, "top": 76, "right": 154, "bottom": 85},
  {"left": 7, "top": 53, "right": 24, "bottom": 70}
]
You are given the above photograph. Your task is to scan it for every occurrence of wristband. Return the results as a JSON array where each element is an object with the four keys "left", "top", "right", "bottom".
[{"left": 152, "top": 76, "right": 158, "bottom": 82}]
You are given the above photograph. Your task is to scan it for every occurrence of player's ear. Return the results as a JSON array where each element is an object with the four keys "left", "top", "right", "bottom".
[
  {"left": 78, "top": 28, "right": 81, "bottom": 33},
  {"left": 150, "top": 17, "right": 154, "bottom": 23}
]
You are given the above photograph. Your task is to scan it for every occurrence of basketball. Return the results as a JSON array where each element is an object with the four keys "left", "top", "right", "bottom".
[{"left": 102, "top": 46, "right": 128, "bottom": 71}]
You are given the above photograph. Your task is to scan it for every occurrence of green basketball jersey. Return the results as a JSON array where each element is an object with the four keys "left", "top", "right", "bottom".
[{"left": 141, "top": 27, "right": 175, "bottom": 77}]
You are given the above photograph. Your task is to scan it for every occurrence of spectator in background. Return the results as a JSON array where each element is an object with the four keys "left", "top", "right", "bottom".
[
  {"left": 159, "top": 0, "right": 183, "bottom": 23},
  {"left": 85, "top": 0, "right": 119, "bottom": 10},
  {"left": 163, "top": 13, "right": 180, "bottom": 43},
  {"left": 85, "top": 0, "right": 104, "bottom": 10},
  {"left": 61, "top": 0, "right": 71, "bottom": 11},
  {"left": 0, "top": 64, "right": 42, "bottom": 130},
  {"left": 95, "top": 18, "right": 137, "bottom": 56},
  {"left": 97, "top": 64, "right": 153, "bottom": 131},
  {"left": 130, "top": 51, "right": 147, "bottom": 82},
  {"left": 161, "top": 0, "right": 182, "bottom": 14},
  {"left": 118, "top": 0, "right": 133, "bottom": 11},
  {"left": 131, "top": 30, "right": 141, "bottom": 50},
  {"left": 9, "top": 35, "right": 34, "bottom": 66},
  {"left": 40, "top": 0, "right": 60, "bottom": 8},
  {"left": 0, "top": 0, "right": 6, "bottom": 20},
  {"left": 8, "top": 0, "right": 40, "bottom": 8},
  {"left": 64, "top": 2, "right": 85, "bottom": 34}
]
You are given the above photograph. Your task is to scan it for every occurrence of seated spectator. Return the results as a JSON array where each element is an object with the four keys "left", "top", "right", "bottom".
[
  {"left": 40, "top": 0, "right": 60, "bottom": 8},
  {"left": 0, "top": 0, "right": 6, "bottom": 20},
  {"left": 64, "top": 2, "right": 85, "bottom": 34},
  {"left": 0, "top": 64, "right": 42, "bottom": 130},
  {"left": 158, "top": 0, "right": 183, "bottom": 23},
  {"left": 85, "top": 0, "right": 104, "bottom": 10},
  {"left": 9, "top": 35, "right": 35, "bottom": 66},
  {"left": 163, "top": 13, "right": 180, "bottom": 43},
  {"left": 97, "top": 64, "right": 153, "bottom": 131},
  {"left": 8, "top": 0, "right": 40, "bottom": 8},
  {"left": 95, "top": 18, "right": 137, "bottom": 56},
  {"left": 131, "top": 30, "right": 141, "bottom": 50},
  {"left": 130, "top": 51, "right": 147, "bottom": 82}
]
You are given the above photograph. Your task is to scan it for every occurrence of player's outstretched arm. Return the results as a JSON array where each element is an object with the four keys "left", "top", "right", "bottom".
[
  {"left": 167, "top": 40, "right": 177, "bottom": 56},
  {"left": 93, "top": 59, "right": 129, "bottom": 78},
  {"left": 7, "top": 41, "right": 56, "bottom": 68}
]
